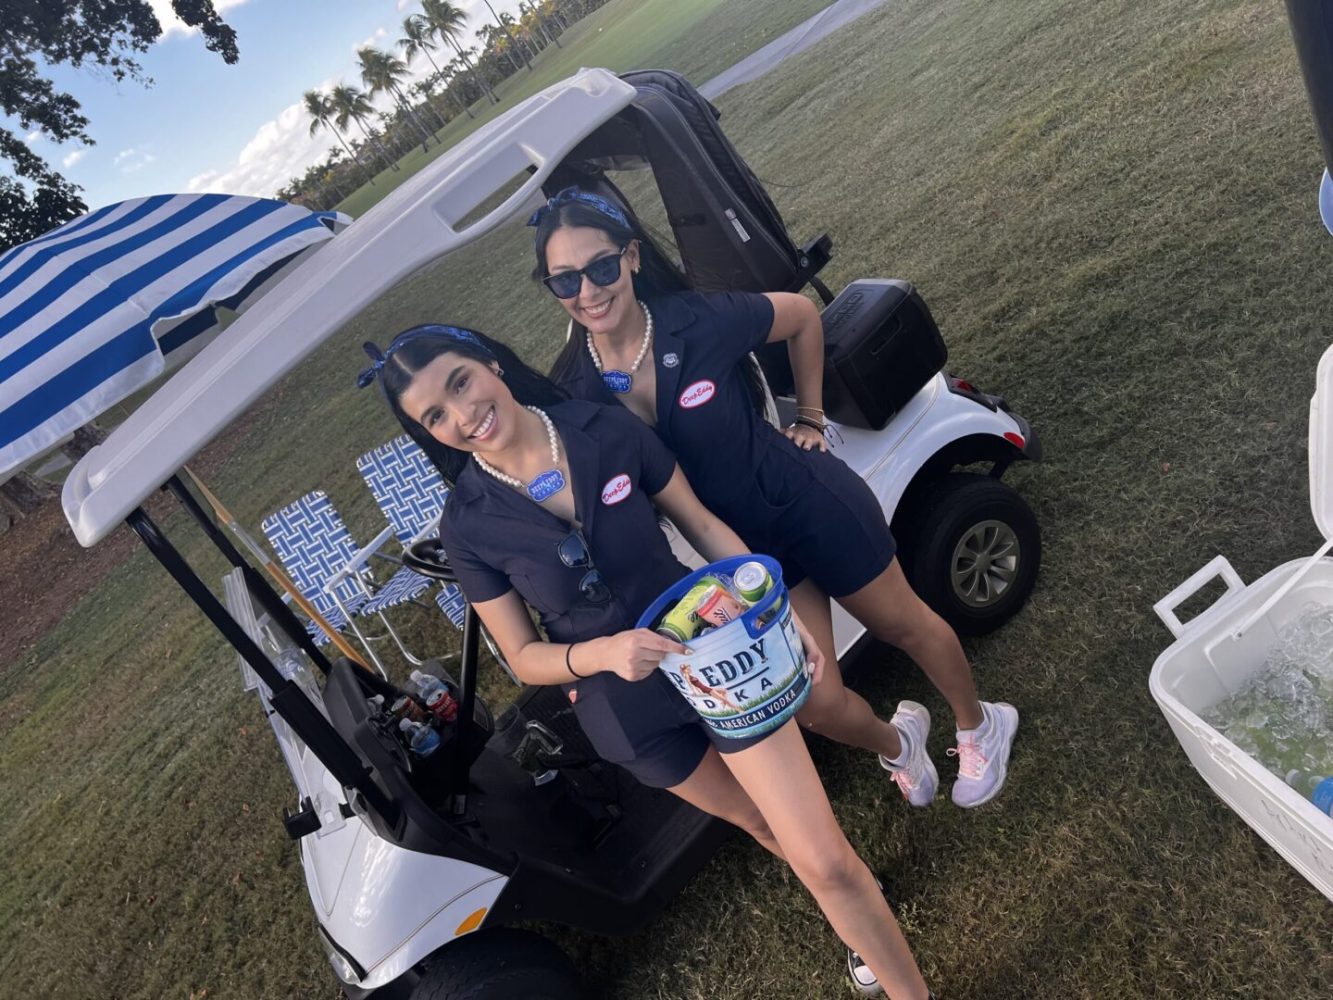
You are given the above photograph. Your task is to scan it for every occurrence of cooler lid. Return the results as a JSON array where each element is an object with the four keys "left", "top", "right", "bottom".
[{"left": 1309, "top": 342, "right": 1333, "bottom": 538}]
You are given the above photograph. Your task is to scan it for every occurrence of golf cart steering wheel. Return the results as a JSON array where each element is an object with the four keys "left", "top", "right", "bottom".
[{"left": 404, "top": 538, "right": 458, "bottom": 582}]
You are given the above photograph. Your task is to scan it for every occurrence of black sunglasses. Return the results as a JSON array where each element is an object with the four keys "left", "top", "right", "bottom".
[
  {"left": 556, "top": 529, "right": 612, "bottom": 605},
  {"left": 542, "top": 246, "right": 629, "bottom": 300}
]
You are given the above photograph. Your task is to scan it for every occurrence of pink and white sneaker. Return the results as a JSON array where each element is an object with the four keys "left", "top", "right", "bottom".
[
  {"left": 949, "top": 701, "right": 1019, "bottom": 807},
  {"left": 879, "top": 701, "right": 938, "bottom": 807}
]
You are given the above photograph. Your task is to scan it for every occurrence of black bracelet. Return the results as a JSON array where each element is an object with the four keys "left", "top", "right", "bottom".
[
  {"left": 565, "top": 642, "right": 588, "bottom": 679},
  {"left": 793, "top": 415, "right": 826, "bottom": 433}
]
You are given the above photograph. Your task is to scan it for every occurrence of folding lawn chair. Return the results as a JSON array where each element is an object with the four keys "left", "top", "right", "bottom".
[
  {"left": 358, "top": 435, "right": 517, "bottom": 682},
  {"left": 260, "top": 489, "right": 433, "bottom": 673}
]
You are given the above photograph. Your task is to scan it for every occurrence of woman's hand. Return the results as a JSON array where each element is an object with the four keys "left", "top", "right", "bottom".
[
  {"left": 784, "top": 422, "right": 828, "bottom": 453},
  {"left": 791, "top": 612, "right": 825, "bottom": 686},
  {"left": 597, "top": 628, "right": 690, "bottom": 682}
]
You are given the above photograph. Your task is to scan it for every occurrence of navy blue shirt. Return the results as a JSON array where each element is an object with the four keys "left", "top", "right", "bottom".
[
  {"left": 557, "top": 290, "right": 820, "bottom": 528},
  {"left": 438, "top": 399, "right": 688, "bottom": 644}
]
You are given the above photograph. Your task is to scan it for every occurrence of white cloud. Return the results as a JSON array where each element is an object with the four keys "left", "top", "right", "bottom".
[
  {"left": 24, "top": 130, "right": 42, "bottom": 146},
  {"left": 185, "top": 99, "right": 343, "bottom": 198},
  {"left": 397, "top": 0, "right": 418, "bottom": 11},
  {"left": 354, "top": 27, "right": 390, "bottom": 55},
  {"left": 62, "top": 149, "right": 88, "bottom": 169},
  {"left": 114, "top": 147, "right": 158, "bottom": 173},
  {"left": 149, "top": 0, "right": 249, "bottom": 40}
]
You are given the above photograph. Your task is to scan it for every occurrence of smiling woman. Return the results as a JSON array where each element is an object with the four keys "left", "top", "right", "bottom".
[{"left": 359, "top": 322, "right": 935, "bottom": 998}]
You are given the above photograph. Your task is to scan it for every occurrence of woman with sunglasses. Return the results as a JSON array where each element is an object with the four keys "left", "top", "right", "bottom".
[
  {"left": 533, "top": 188, "right": 1019, "bottom": 826},
  {"left": 361, "top": 324, "right": 934, "bottom": 1000}
]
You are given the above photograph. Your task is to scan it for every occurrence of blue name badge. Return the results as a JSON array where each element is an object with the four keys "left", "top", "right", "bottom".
[
  {"left": 526, "top": 469, "right": 566, "bottom": 503},
  {"left": 601, "top": 370, "right": 632, "bottom": 393}
]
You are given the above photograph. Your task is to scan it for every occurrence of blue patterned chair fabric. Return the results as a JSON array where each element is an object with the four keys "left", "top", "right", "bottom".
[
  {"left": 358, "top": 435, "right": 466, "bottom": 630},
  {"left": 260, "top": 488, "right": 431, "bottom": 642}
]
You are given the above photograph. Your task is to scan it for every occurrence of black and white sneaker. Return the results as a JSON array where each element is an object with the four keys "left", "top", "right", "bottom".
[
  {"left": 846, "top": 945, "right": 884, "bottom": 996},
  {"left": 846, "top": 876, "right": 889, "bottom": 996}
]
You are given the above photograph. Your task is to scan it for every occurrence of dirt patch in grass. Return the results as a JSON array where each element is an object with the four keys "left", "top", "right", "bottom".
[
  {"left": 0, "top": 409, "right": 258, "bottom": 671},
  {"left": 0, "top": 504, "right": 140, "bottom": 669}
]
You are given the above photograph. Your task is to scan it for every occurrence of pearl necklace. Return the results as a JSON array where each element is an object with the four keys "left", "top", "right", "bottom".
[
  {"left": 587, "top": 301, "right": 653, "bottom": 393},
  {"left": 472, "top": 406, "right": 567, "bottom": 503}
]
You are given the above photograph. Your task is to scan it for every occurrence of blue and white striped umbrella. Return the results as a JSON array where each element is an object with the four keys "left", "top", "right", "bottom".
[{"left": 0, "top": 193, "right": 351, "bottom": 478}]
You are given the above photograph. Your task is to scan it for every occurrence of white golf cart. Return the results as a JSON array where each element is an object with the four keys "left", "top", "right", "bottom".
[{"left": 62, "top": 69, "right": 1042, "bottom": 998}]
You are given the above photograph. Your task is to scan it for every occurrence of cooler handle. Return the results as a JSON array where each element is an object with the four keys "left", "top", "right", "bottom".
[{"left": 1153, "top": 555, "right": 1245, "bottom": 640}]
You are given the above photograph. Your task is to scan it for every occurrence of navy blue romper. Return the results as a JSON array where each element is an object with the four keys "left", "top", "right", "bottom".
[
  {"left": 558, "top": 291, "right": 897, "bottom": 598},
  {"left": 438, "top": 399, "right": 765, "bottom": 788}
]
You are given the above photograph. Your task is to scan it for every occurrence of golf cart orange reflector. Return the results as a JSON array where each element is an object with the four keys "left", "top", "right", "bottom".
[
  {"left": 455, "top": 908, "right": 487, "bottom": 936},
  {"left": 1004, "top": 432, "right": 1025, "bottom": 448}
]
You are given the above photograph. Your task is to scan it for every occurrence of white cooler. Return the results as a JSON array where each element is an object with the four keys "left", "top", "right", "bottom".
[{"left": 1150, "top": 344, "right": 1333, "bottom": 904}]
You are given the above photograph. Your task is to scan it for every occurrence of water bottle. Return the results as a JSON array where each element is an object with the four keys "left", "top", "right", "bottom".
[
  {"left": 410, "top": 670, "right": 447, "bottom": 700},
  {"left": 1285, "top": 770, "right": 1333, "bottom": 816},
  {"left": 274, "top": 647, "right": 322, "bottom": 701},
  {"left": 398, "top": 718, "right": 441, "bottom": 758}
]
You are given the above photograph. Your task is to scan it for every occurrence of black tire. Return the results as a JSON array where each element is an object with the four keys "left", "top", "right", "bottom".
[
  {"left": 896, "top": 472, "right": 1040, "bottom": 637},
  {"left": 410, "top": 929, "right": 583, "bottom": 1000}
]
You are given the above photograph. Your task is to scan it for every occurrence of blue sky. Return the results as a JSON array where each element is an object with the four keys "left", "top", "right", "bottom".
[{"left": 23, "top": 0, "right": 526, "bottom": 211}]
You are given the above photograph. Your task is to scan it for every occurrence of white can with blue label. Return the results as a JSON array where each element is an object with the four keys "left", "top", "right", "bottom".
[{"left": 637, "top": 555, "right": 812, "bottom": 739}]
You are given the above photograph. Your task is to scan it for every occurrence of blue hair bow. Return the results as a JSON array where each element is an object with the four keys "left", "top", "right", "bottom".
[
  {"left": 357, "top": 324, "right": 487, "bottom": 388},
  {"left": 527, "top": 186, "right": 630, "bottom": 230}
]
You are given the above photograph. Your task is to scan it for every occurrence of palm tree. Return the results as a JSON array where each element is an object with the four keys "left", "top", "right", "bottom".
[
  {"left": 480, "top": 0, "right": 531, "bottom": 71},
  {"left": 329, "top": 84, "right": 399, "bottom": 172},
  {"left": 400, "top": 15, "right": 446, "bottom": 85},
  {"left": 356, "top": 46, "right": 435, "bottom": 152},
  {"left": 500, "top": 10, "right": 540, "bottom": 62},
  {"left": 520, "top": 1, "right": 561, "bottom": 49},
  {"left": 302, "top": 89, "right": 374, "bottom": 187},
  {"left": 409, "top": 79, "right": 450, "bottom": 131},
  {"left": 420, "top": 0, "right": 500, "bottom": 104}
]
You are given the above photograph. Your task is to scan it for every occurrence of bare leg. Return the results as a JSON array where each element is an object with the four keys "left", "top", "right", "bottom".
[
  {"left": 789, "top": 578, "right": 903, "bottom": 760},
  {"left": 838, "top": 559, "right": 984, "bottom": 731},
  {"left": 722, "top": 722, "right": 930, "bottom": 1000},
  {"left": 665, "top": 747, "right": 784, "bottom": 859}
]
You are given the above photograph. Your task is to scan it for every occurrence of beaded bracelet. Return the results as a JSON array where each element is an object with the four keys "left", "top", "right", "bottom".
[
  {"left": 565, "top": 642, "right": 588, "bottom": 679},
  {"left": 796, "top": 405, "right": 825, "bottom": 417}
]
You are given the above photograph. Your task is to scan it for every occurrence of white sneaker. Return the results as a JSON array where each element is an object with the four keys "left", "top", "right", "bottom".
[
  {"left": 846, "top": 945, "right": 884, "bottom": 996},
  {"left": 846, "top": 877, "right": 889, "bottom": 996},
  {"left": 879, "top": 701, "right": 938, "bottom": 807},
  {"left": 949, "top": 701, "right": 1019, "bottom": 807}
]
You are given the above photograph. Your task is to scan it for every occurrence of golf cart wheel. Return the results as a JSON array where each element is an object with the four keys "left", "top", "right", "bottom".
[
  {"left": 411, "top": 929, "right": 581, "bottom": 1000},
  {"left": 898, "top": 472, "right": 1040, "bottom": 636}
]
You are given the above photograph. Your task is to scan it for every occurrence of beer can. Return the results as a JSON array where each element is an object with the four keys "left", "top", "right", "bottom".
[
  {"left": 698, "top": 585, "right": 746, "bottom": 627},
  {"left": 659, "top": 578, "right": 718, "bottom": 640},
  {"left": 426, "top": 688, "right": 459, "bottom": 724},
  {"left": 733, "top": 561, "right": 773, "bottom": 605},
  {"left": 656, "top": 622, "right": 693, "bottom": 643},
  {"left": 391, "top": 694, "right": 426, "bottom": 724}
]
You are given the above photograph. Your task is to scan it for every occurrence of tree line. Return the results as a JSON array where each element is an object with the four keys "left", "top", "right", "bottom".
[{"left": 279, "top": 0, "right": 612, "bottom": 210}]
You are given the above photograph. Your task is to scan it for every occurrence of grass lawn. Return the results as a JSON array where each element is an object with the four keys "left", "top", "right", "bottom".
[
  {"left": 4, "top": 0, "right": 1333, "bottom": 998},
  {"left": 334, "top": 0, "right": 833, "bottom": 219}
]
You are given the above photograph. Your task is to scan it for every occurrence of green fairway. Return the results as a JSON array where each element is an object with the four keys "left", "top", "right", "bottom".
[
  {"left": 4, "top": 0, "right": 1333, "bottom": 998},
  {"left": 334, "top": 0, "right": 833, "bottom": 218}
]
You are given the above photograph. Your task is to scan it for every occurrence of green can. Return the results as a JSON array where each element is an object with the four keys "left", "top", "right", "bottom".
[
  {"left": 733, "top": 561, "right": 774, "bottom": 604},
  {"left": 655, "top": 621, "right": 693, "bottom": 643}
]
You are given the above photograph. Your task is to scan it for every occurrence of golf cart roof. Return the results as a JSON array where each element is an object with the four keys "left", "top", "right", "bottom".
[{"left": 63, "top": 68, "right": 636, "bottom": 546}]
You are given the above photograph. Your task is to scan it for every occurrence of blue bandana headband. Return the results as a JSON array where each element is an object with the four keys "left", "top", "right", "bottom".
[
  {"left": 527, "top": 186, "right": 630, "bottom": 231},
  {"left": 357, "top": 324, "right": 488, "bottom": 388}
]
